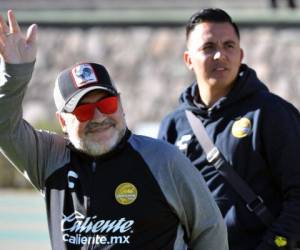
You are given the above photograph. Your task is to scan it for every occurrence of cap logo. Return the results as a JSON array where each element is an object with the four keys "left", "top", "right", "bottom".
[{"left": 71, "top": 64, "right": 98, "bottom": 88}]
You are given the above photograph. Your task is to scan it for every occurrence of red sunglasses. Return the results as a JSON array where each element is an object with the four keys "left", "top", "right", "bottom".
[{"left": 72, "top": 96, "right": 118, "bottom": 122}]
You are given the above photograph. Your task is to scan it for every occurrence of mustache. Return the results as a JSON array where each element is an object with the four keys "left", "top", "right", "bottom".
[
  {"left": 213, "top": 63, "right": 228, "bottom": 69},
  {"left": 85, "top": 119, "right": 115, "bottom": 133}
]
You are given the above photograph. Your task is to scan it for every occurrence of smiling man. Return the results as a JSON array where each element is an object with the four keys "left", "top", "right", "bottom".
[
  {"left": 159, "top": 8, "right": 300, "bottom": 250},
  {"left": 54, "top": 63, "right": 127, "bottom": 157},
  {"left": 0, "top": 10, "right": 228, "bottom": 250}
]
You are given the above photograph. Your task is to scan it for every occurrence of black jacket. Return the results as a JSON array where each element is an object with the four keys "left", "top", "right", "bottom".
[
  {"left": 159, "top": 64, "right": 300, "bottom": 250},
  {"left": 0, "top": 62, "right": 228, "bottom": 250}
]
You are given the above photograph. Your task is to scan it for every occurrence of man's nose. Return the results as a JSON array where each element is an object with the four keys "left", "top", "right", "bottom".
[
  {"left": 213, "top": 50, "right": 224, "bottom": 60},
  {"left": 93, "top": 108, "right": 105, "bottom": 119}
]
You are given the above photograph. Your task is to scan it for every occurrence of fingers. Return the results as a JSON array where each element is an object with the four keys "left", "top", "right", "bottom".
[
  {"left": 0, "top": 15, "right": 7, "bottom": 52},
  {"left": 26, "top": 24, "right": 38, "bottom": 46},
  {"left": 0, "top": 10, "right": 37, "bottom": 63},
  {"left": 7, "top": 10, "right": 21, "bottom": 34},
  {"left": 0, "top": 13, "right": 9, "bottom": 34}
]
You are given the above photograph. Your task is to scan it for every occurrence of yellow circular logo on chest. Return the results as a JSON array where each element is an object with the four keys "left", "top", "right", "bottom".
[
  {"left": 231, "top": 117, "right": 252, "bottom": 138},
  {"left": 274, "top": 236, "right": 288, "bottom": 247},
  {"left": 115, "top": 182, "right": 138, "bottom": 205}
]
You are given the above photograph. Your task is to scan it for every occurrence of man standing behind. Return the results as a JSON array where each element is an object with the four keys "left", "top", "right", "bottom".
[
  {"left": 0, "top": 10, "right": 228, "bottom": 250},
  {"left": 159, "top": 8, "right": 300, "bottom": 250}
]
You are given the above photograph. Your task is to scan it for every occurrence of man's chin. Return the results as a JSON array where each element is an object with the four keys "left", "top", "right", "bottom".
[
  {"left": 78, "top": 141, "right": 115, "bottom": 156},
  {"left": 69, "top": 127, "right": 126, "bottom": 156},
  {"left": 80, "top": 132, "right": 121, "bottom": 156}
]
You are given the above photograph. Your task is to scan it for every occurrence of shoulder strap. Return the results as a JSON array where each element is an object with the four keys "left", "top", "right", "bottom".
[{"left": 185, "top": 110, "right": 274, "bottom": 227}]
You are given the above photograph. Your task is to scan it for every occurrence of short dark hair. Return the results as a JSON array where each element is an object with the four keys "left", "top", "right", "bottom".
[{"left": 186, "top": 8, "right": 240, "bottom": 41}]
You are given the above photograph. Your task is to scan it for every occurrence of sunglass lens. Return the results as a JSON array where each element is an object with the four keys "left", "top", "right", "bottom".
[
  {"left": 73, "top": 104, "right": 95, "bottom": 122},
  {"left": 97, "top": 96, "right": 118, "bottom": 114},
  {"left": 72, "top": 96, "right": 118, "bottom": 122}
]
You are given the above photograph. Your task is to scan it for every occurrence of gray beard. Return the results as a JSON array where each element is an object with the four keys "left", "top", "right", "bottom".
[{"left": 70, "top": 127, "right": 126, "bottom": 156}]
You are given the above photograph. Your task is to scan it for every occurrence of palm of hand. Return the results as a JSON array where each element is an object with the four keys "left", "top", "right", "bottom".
[{"left": 0, "top": 10, "right": 37, "bottom": 64}]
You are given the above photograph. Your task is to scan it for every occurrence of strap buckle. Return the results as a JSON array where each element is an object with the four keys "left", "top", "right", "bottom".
[
  {"left": 246, "top": 196, "right": 264, "bottom": 212},
  {"left": 206, "top": 147, "right": 220, "bottom": 163}
]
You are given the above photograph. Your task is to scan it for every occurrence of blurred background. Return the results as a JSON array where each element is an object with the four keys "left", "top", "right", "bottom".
[{"left": 0, "top": 0, "right": 299, "bottom": 249}]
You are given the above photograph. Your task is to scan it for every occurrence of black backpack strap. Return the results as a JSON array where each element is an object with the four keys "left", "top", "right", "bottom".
[{"left": 185, "top": 110, "right": 275, "bottom": 227}]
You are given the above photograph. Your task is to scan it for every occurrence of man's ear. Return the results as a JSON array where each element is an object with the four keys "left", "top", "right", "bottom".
[
  {"left": 240, "top": 48, "right": 244, "bottom": 62},
  {"left": 183, "top": 51, "right": 193, "bottom": 70},
  {"left": 56, "top": 111, "right": 67, "bottom": 133}
]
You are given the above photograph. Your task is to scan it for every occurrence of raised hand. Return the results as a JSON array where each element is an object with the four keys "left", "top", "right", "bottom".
[{"left": 0, "top": 9, "right": 37, "bottom": 64}]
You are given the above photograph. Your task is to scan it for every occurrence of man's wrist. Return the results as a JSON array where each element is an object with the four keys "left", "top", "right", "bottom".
[{"left": 4, "top": 61, "right": 35, "bottom": 79}]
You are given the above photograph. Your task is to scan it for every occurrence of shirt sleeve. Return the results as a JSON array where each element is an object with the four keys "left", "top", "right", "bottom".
[
  {"left": 261, "top": 96, "right": 300, "bottom": 246},
  {"left": 0, "top": 61, "right": 68, "bottom": 191},
  {"left": 129, "top": 135, "right": 228, "bottom": 249},
  {"left": 165, "top": 146, "right": 228, "bottom": 250},
  {"left": 140, "top": 138, "right": 229, "bottom": 250}
]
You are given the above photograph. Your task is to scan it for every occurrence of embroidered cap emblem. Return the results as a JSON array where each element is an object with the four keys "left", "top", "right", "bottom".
[
  {"left": 232, "top": 117, "right": 252, "bottom": 138},
  {"left": 115, "top": 182, "right": 138, "bottom": 205},
  {"left": 71, "top": 63, "right": 98, "bottom": 87}
]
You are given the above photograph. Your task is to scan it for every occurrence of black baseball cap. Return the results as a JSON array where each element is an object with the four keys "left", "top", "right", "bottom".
[{"left": 54, "top": 62, "right": 118, "bottom": 112}]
